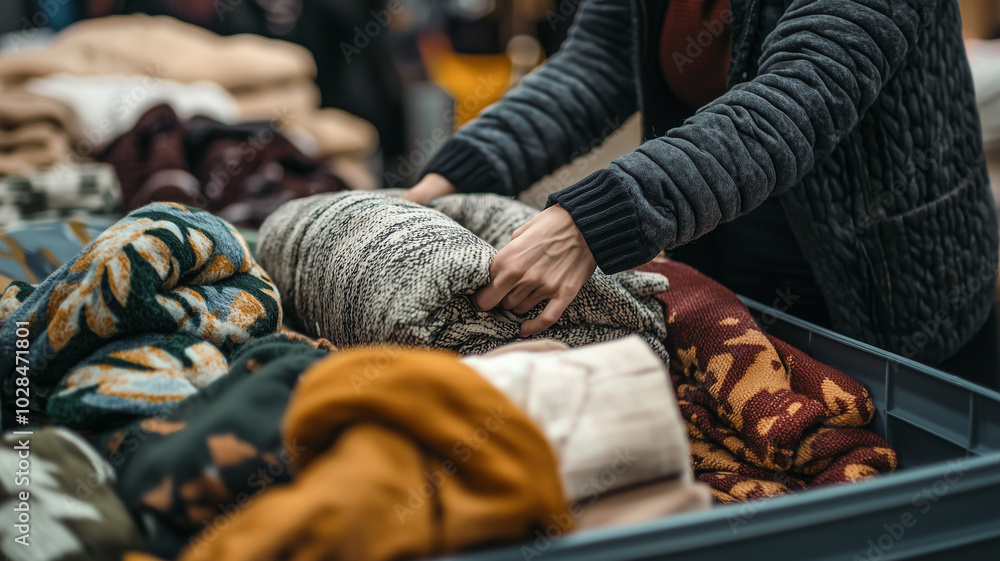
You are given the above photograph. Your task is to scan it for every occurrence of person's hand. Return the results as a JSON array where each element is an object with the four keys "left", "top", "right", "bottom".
[
  {"left": 402, "top": 173, "right": 456, "bottom": 204},
  {"left": 473, "top": 204, "right": 597, "bottom": 337}
]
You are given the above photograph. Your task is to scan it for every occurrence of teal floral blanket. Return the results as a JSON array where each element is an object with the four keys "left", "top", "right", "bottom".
[{"left": 0, "top": 202, "right": 281, "bottom": 431}]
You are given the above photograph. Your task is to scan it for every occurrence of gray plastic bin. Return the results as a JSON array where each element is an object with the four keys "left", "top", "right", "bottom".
[{"left": 442, "top": 298, "right": 1000, "bottom": 561}]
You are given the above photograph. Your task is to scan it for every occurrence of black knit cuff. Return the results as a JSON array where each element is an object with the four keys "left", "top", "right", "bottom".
[
  {"left": 422, "top": 138, "right": 507, "bottom": 195},
  {"left": 546, "top": 169, "right": 647, "bottom": 274}
]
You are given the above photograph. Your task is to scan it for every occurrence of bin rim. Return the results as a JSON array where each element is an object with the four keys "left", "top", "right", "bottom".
[{"left": 740, "top": 296, "right": 1000, "bottom": 402}]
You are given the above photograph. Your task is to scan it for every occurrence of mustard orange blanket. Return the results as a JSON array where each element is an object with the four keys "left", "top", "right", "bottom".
[{"left": 638, "top": 259, "right": 898, "bottom": 503}]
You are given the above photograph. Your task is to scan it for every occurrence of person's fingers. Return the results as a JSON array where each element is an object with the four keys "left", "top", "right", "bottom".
[
  {"left": 511, "top": 286, "right": 552, "bottom": 315},
  {"left": 500, "top": 280, "right": 538, "bottom": 310},
  {"left": 473, "top": 269, "right": 519, "bottom": 311},
  {"left": 519, "top": 292, "right": 573, "bottom": 337},
  {"left": 510, "top": 220, "right": 531, "bottom": 240}
]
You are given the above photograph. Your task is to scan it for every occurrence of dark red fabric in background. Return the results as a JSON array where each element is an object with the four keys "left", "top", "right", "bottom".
[{"left": 659, "top": 0, "right": 733, "bottom": 111}]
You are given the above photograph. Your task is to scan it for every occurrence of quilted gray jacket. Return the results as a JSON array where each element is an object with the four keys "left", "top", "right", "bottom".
[{"left": 423, "top": 0, "right": 999, "bottom": 364}]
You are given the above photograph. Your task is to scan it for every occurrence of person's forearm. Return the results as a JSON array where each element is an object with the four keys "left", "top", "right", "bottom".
[
  {"left": 550, "top": 0, "right": 933, "bottom": 274},
  {"left": 420, "top": 0, "right": 637, "bottom": 197}
]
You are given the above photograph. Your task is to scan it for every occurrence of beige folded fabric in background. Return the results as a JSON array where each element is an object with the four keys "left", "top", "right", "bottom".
[
  {"left": 0, "top": 14, "right": 378, "bottom": 184},
  {"left": 26, "top": 74, "right": 240, "bottom": 152},
  {"left": 0, "top": 15, "right": 314, "bottom": 90},
  {"left": 0, "top": 90, "right": 77, "bottom": 175}
]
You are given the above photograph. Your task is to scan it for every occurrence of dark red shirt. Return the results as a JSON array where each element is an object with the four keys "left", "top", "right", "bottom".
[{"left": 659, "top": 0, "right": 734, "bottom": 111}]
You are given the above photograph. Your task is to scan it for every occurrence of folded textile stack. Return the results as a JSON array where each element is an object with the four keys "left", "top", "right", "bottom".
[
  {"left": 144, "top": 348, "right": 567, "bottom": 561},
  {"left": 0, "top": 14, "right": 378, "bottom": 173},
  {"left": 0, "top": 203, "right": 282, "bottom": 431},
  {"left": 638, "top": 259, "right": 898, "bottom": 502},
  {"left": 463, "top": 336, "right": 696, "bottom": 501},
  {"left": 100, "top": 104, "right": 345, "bottom": 228},
  {"left": 0, "top": 427, "right": 142, "bottom": 561},
  {"left": 26, "top": 74, "right": 240, "bottom": 154},
  {"left": 257, "top": 191, "right": 670, "bottom": 356},
  {"left": 0, "top": 163, "right": 120, "bottom": 223},
  {"left": 464, "top": 336, "right": 712, "bottom": 519},
  {"left": 0, "top": 90, "right": 78, "bottom": 176}
]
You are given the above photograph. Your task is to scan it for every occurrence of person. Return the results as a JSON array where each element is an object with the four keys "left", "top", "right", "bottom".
[{"left": 403, "top": 0, "right": 999, "bottom": 368}]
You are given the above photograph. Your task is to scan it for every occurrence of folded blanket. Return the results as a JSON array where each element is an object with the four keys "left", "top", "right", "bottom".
[
  {"left": 0, "top": 427, "right": 142, "bottom": 561},
  {"left": 100, "top": 105, "right": 346, "bottom": 229},
  {"left": 27, "top": 74, "right": 240, "bottom": 152},
  {"left": 637, "top": 259, "right": 898, "bottom": 502},
  {"left": 98, "top": 333, "right": 332, "bottom": 559},
  {"left": 166, "top": 348, "right": 566, "bottom": 561},
  {"left": 0, "top": 90, "right": 78, "bottom": 175},
  {"left": 462, "top": 336, "right": 693, "bottom": 501},
  {"left": 0, "top": 15, "right": 316, "bottom": 92},
  {"left": 0, "top": 203, "right": 282, "bottom": 430},
  {"left": 0, "top": 15, "right": 379, "bottom": 168},
  {"left": 0, "top": 163, "right": 120, "bottom": 224},
  {"left": 257, "top": 192, "right": 670, "bottom": 356}
]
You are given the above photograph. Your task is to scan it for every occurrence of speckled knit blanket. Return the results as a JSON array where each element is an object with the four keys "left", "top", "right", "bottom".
[
  {"left": 257, "top": 191, "right": 670, "bottom": 357},
  {"left": 638, "top": 259, "right": 898, "bottom": 502},
  {"left": 0, "top": 203, "right": 282, "bottom": 430}
]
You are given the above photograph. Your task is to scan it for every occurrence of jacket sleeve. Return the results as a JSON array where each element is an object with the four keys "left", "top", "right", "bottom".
[
  {"left": 422, "top": 0, "right": 638, "bottom": 196},
  {"left": 548, "top": 0, "right": 937, "bottom": 274}
]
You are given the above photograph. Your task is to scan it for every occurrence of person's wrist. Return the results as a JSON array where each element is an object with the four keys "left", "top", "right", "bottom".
[
  {"left": 403, "top": 173, "right": 456, "bottom": 204},
  {"left": 422, "top": 173, "right": 455, "bottom": 195}
]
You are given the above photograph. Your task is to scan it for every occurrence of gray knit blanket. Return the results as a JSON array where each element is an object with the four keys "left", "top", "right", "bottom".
[{"left": 257, "top": 191, "right": 669, "bottom": 357}]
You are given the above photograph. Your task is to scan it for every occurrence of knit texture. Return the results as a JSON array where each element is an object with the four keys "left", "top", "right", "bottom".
[
  {"left": 257, "top": 191, "right": 670, "bottom": 356},
  {"left": 164, "top": 348, "right": 567, "bottom": 561},
  {"left": 0, "top": 427, "right": 142, "bottom": 561},
  {"left": 638, "top": 259, "right": 898, "bottom": 502},
  {"left": 0, "top": 202, "right": 282, "bottom": 430},
  {"left": 98, "top": 333, "right": 332, "bottom": 559}
]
